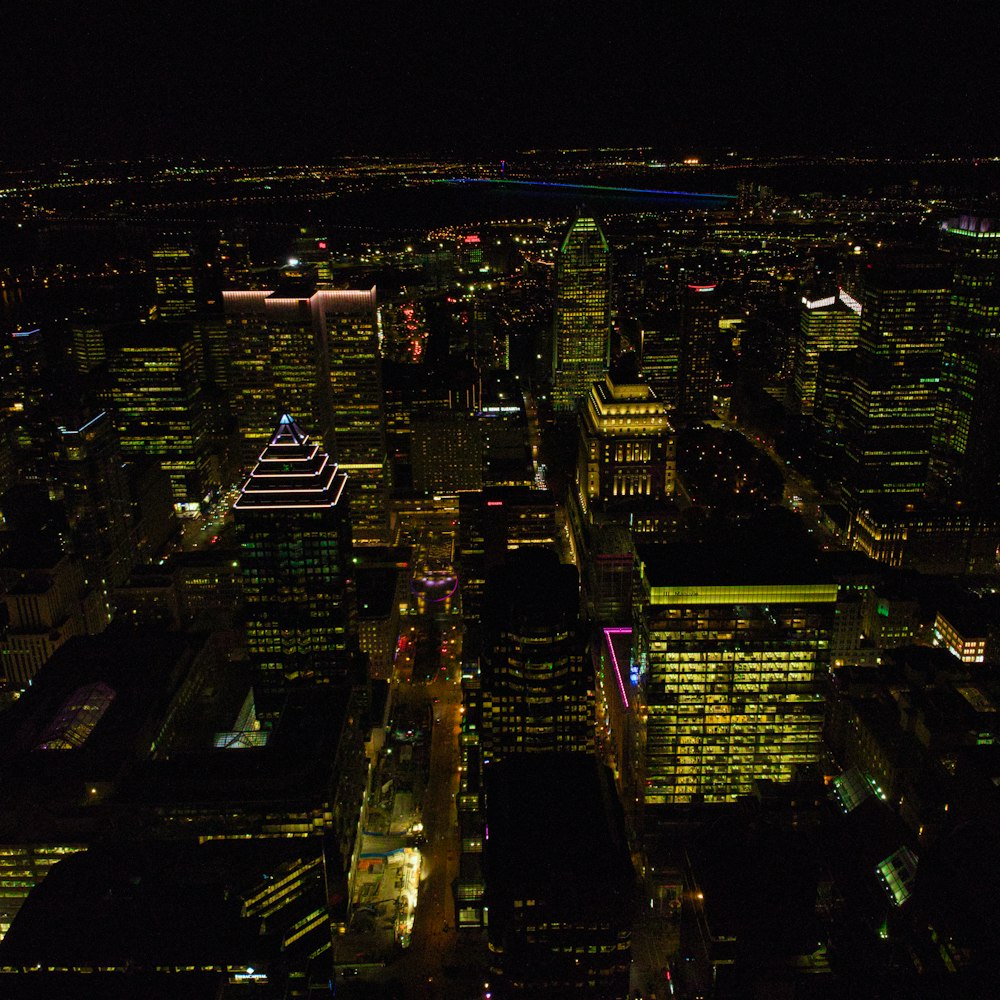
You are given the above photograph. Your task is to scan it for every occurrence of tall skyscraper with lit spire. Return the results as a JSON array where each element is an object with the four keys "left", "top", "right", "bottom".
[
  {"left": 552, "top": 213, "right": 611, "bottom": 414},
  {"left": 234, "top": 414, "right": 356, "bottom": 719}
]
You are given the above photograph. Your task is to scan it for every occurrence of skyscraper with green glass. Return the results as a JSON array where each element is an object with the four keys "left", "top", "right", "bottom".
[
  {"left": 551, "top": 213, "right": 611, "bottom": 414},
  {"left": 234, "top": 414, "right": 356, "bottom": 719},
  {"left": 934, "top": 217, "right": 1000, "bottom": 494}
]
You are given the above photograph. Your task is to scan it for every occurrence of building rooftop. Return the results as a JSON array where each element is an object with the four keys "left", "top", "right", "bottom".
[
  {"left": 0, "top": 625, "right": 200, "bottom": 840},
  {"left": 234, "top": 413, "right": 347, "bottom": 512},
  {"left": 122, "top": 685, "right": 356, "bottom": 811},
  {"left": 638, "top": 515, "right": 826, "bottom": 588},
  {"left": 483, "top": 547, "right": 580, "bottom": 636}
]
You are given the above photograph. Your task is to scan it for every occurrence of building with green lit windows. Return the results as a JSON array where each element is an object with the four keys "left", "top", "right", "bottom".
[
  {"left": 934, "top": 217, "right": 1000, "bottom": 497},
  {"left": 552, "top": 213, "right": 611, "bottom": 414},
  {"left": 576, "top": 369, "right": 675, "bottom": 517},
  {"left": 234, "top": 414, "right": 356, "bottom": 719},
  {"left": 106, "top": 324, "right": 215, "bottom": 511},
  {"left": 631, "top": 523, "right": 835, "bottom": 806}
]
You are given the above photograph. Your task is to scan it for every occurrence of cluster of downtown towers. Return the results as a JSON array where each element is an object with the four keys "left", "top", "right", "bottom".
[{"left": 4, "top": 198, "right": 1000, "bottom": 995}]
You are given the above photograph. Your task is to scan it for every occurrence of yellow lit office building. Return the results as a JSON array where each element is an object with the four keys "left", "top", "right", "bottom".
[
  {"left": 552, "top": 213, "right": 611, "bottom": 414},
  {"left": 577, "top": 371, "right": 675, "bottom": 516},
  {"left": 632, "top": 535, "right": 836, "bottom": 805},
  {"left": 791, "top": 292, "right": 859, "bottom": 414},
  {"left": 224, "top": 283, "right": 389, "bottom": 544}
]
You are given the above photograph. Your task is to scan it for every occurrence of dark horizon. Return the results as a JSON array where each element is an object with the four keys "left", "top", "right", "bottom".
[{"left": 5, "top": 4, "right": 1000, "bottom": 165}]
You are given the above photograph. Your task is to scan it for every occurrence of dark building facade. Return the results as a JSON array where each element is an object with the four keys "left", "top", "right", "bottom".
[
  {"left": 480, "top": 548, "right": 592, "bottom": 762},
  {"left": 484, "top": 754, "right": 633, "bottom": 999},
  {"left": 55, "top": 411, "right": 137, "bottom": 590},
  {"left": 457, "top": 487, "right": 558, "bottom": 627},
  {"left": 679, "top": 281, "right": 719, "bottom": 418}
]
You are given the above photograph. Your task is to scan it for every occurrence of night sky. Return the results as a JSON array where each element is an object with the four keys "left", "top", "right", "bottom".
[{"left": 3, "top": 3, "right": 1000, "bottom": 163}]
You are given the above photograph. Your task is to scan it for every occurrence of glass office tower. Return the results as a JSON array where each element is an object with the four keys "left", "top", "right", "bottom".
[{"left": 552, "top": 214, "right": 611, "bottom": 414}]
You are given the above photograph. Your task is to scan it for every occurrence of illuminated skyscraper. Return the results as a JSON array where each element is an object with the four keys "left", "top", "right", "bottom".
[
  {"left": 1, "top": 327, "right": 45, "bottom": 416},
  {"left": 934, "top": 217, "right": 1000, "bottom": 493},
  {"left": 678, "top": 281, "right": 719, "bottom": 418},
  {"left": 576, "top": 369, "right": 675, "bottom": 518},
  {"left": 383, "top": 358, "right": 480, "bottom": 490},
  {"left": 324, "top": 286, "right": 389, "bottom": 544},
  {"left": 411, "top": 411, "right": 483, "bottom": 493},
  {"left": 225, "top": 282, "right": 329, "bottom": 456},
  {"left": 791, "top": 290, "right": 860, "bottom": 415},
  {"left": 233, "top": 414, "right": 356, "bottom": 719},
  {"left": 842, "top": 260, "right": 950, "bottom": 508},
  {"left": 69, "top": 314, "right": 108, "bottom": 375},
  {"left": 151, "top": 234, "right": 201, "bottom": 322},
  {"left": 106, "top": 325, "right": 216, "bottom": 511},
  {"left": 217, "top": 227, "right": 252, "bottom": 286},
  {"left": 639, "top": 312, "right": 681, "bottom": 410},
  {"left": 224, "top": 284, "right": 389, "bottom": 544},
  {"left": 632, "top": 523, "right": 835, "bottom": 805},
  {"left": 551, "top": 213, "right": 611, "bottom": 414}
]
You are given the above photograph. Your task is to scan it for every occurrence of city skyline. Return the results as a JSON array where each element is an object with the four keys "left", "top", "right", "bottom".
[{"left": 4, "top": 22, "right": 1000, "bottom": 990}]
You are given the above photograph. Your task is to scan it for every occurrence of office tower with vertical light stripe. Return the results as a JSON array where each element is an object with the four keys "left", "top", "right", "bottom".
[
  {"left": 552, "top": 213, "right": 611, "bottom": 414},
  {"left": 234, "top": 414, "right": 356, "bottom": 719},
  {"left": 934, "top": 217, "right": 1000, "bottom": 495},
  {"left": 679, "top": 281, "right": 719, "bottom": 418}
]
